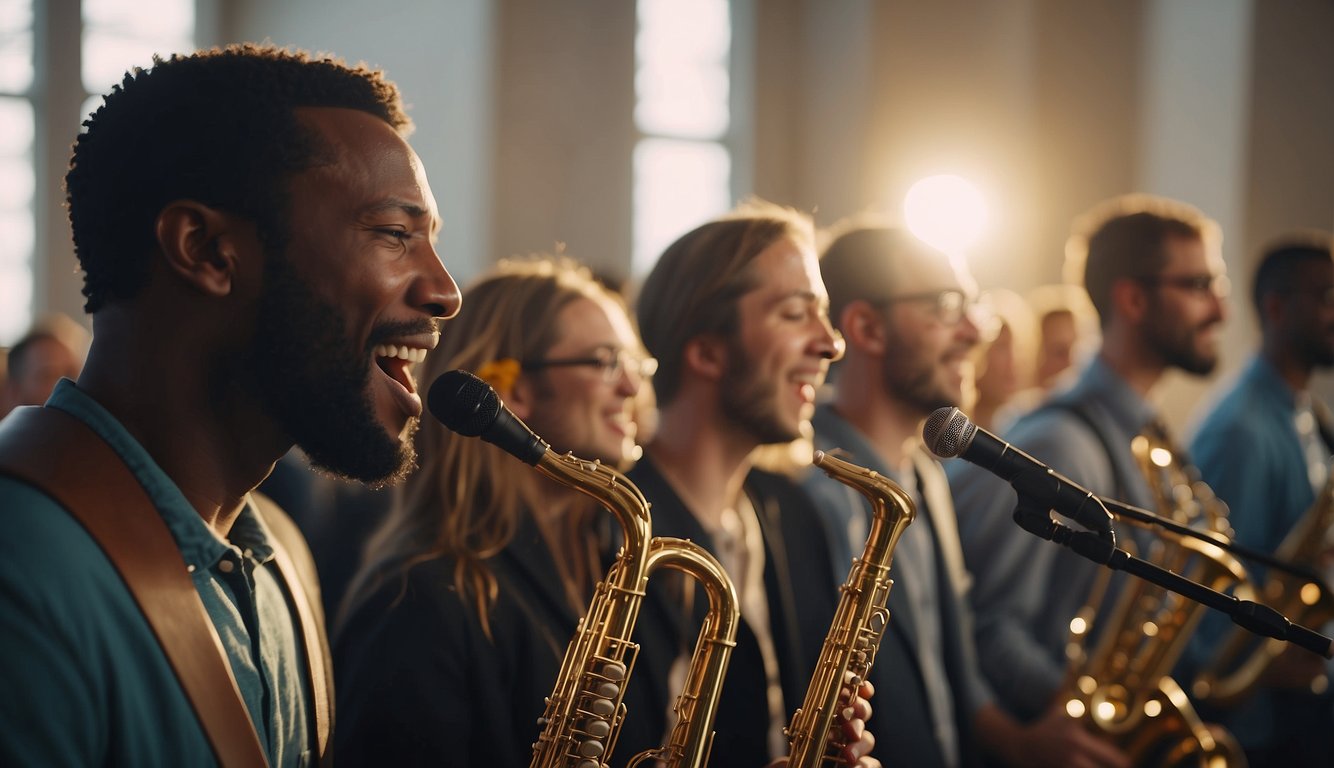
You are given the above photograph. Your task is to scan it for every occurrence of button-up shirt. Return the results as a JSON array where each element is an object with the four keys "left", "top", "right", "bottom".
[
  {"left": 948, "top": 356, "right": 1159, "bottom": 719},
  {"left": 0, "top": 379, "right": 310, "bottom": 767}
]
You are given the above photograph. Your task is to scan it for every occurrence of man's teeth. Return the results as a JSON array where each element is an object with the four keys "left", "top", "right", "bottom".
[{"left": 372, "top": 344, "right": 429, "bottom": 363}]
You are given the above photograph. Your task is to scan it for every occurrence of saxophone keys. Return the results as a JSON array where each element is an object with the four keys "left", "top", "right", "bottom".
[{"left": 577, "top": 738, "right": 606, "bottom": 758}]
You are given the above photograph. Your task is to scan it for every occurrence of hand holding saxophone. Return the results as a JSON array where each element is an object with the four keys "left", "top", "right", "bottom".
[{"left": 767, "top": 675, "right": 880, "bottom": 768}]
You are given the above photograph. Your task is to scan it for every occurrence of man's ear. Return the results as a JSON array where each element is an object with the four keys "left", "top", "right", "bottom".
[
  {"left": 154, "top": 201, "right": 247, "bottom": 298},
  {"left": 840, "top": 300, "right": 888, "bottom": 356},
  {"left": 1110, "top": 277, "right": 1148, "bottom": 325},
  {"left": 683, "top": 334, "right": 728, "bottom": 382}
]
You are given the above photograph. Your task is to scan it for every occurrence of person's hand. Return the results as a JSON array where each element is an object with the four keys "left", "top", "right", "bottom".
[
  {"left": 765, "top": 676, "right": 880, "bottom": 768},
  {"left": 1002, "top": 698, "right": 1130, "bottom": 768}
]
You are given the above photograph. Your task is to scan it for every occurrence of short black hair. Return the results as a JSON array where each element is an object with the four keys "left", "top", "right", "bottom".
[
  {"left": 1251, "top": 233, "right": 1334, "bottom": 321},
  {"left": 66, "top": 44, "right": 411, "bottom": 313}
]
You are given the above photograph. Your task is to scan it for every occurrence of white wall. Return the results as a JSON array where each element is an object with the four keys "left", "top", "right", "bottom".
[{"left": 214, "top": 0, "right": 495, "bottom": 286}]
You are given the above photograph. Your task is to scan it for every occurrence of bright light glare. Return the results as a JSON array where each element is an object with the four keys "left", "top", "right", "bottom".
[
  {"left": 903, "top": 174, "right": 988, "bottom": 255},
  {"left": 82, "top": 0, "right": 194, "bottom": 94},
  {"left": 632, "top": 138, "right": 731, "bottom": 276}
]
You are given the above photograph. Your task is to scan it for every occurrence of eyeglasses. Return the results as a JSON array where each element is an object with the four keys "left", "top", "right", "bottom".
[
  {"left": 1138, "top": 273, "right": 1231, "bottom": 299},
  {"left": 874, "top": 289, "right": 995, "bottom": 331},
  {"left": 522, "top": 346, "right": 659, "bottom": 383}
]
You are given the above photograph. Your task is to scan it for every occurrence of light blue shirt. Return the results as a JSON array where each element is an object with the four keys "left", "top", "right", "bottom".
[
  {"left": 948, "top": 356, "right": 1158, "bottom": 720},
  {"left": 1187, "top": 354, "right": 1334, "bottom": 748},
  {"left": 804, "top": 404, "right": 992, "bottom": 766},
  {"left": 0, "top": 379, "right": 311, "bottom": 767}
]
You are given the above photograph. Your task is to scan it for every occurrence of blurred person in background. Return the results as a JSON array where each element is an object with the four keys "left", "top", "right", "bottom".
[
  {"left": 1028, "top": 283, "right": 1100, "bottom": 394},
  {"left": 1, "top": 313, "right": 90, "bottom": 416},
  {"left": 962, "top": 288, "right": 1034, "bottom": 433},
  {"left": 949, "top": 195, "right": 1229, "bottom": 766},
  {"left": 1185, "top": 232, "right": 1334, "bottom": 767}
]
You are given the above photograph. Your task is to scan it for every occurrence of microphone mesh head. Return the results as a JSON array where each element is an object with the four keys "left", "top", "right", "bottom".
[
  {"left": 427, "top": 370, "right": 501, "bottom": 437},
  {"left": 923, "top": 406, "right": 975, "bottom": 459}
]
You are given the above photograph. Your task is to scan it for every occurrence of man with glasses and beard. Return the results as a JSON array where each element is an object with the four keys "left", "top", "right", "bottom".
[
  {"left": 947, "top": 195, "right": 1227, "bottom": 767},
  {"left": 631, "top": 200, "right": 880, "bottom": 768},
  {"left": 802, "top": 223, "right": 1130, "bottom": 768},
  {"left": 1185, "top": 233, "right": 1334, "bottom": 767},
  {"left": 0, "top": 46, "right": 460, "bottom": 766}
]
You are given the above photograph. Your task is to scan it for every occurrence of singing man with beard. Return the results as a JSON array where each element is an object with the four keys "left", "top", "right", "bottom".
[
  {"left": 0, "top": 46, "right": 460, "bottom": 767},
  {"left": 802, "top": 223, "right": 1130, "bottom": 768},
  {"left": 630, "top": 200, "right": 880, "bottom": 768},
  {"left": 946, "top": 195, "right": 1227, "bottom": 766},
  {"left": 1185, "top": 233, "right": 1334, "bottom": 767}
]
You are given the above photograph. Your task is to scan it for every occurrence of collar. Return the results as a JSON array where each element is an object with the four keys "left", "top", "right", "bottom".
[
  {"left": 1057, "top": 356, "right": 1159, "bottom": 434},
  {"left": 1244, "top": 354, "right": 1299, "bottom": 411},
  {"left": 46, "top": 379, "right": 277, "bottom": 571}
]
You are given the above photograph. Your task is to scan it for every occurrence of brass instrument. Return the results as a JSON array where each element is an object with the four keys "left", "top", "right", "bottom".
[
  {"left": 1058, "top": 426, "right": 1249, "bottom": 766},
  {"left": 1193, "top": 465, "right": 1334, "bottom": 706},
  {"left": 629, "top": 538, "right": 740, "bottom": 768},
  {"left": 525, "top": 449, "right": 740, "bottom": 768},
  {"left": 785, "top": 450, "right": 916, "bottom": 767}
]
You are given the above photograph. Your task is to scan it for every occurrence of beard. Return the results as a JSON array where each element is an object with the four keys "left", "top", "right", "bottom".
[
  {"left": 1297, "top": 324, "right": 1334, "bottom": 369},
  {"left": 246, "top": 252, "right": 419, "bottom": 487},
  {"left": 1145, "top": 306, "right": 1219, "bottom": 376},
  {"left": 881, "top": 324, "right": 961, "bottom": 414},
  {"left": 720, "top": 336, "right": 803, "bottom": 445}
]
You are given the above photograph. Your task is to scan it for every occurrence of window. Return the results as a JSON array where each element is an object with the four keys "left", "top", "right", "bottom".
[
  {"left": 632, "top": 0, "right": 733, "bottom": 276},
  {"left": 0, "top": 0, "right": 35, "bottom": 343},
  {"left": 0, "top": 0, "right": 193, "bottom": 346}
]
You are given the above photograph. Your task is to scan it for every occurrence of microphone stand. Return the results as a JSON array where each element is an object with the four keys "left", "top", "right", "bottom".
[
  {"left": 1011, "top": 497, "right": 1334, "bottom": 659},
  {"left": 1100, "top": 496, "right": 1328, "bottom": 586}
]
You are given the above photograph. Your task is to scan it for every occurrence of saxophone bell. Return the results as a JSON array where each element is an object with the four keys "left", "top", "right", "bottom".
[
  {"left": 1058, "top": 426, "right": 1250, "bottom": 767},
  {"left": 1193, "top": 463, "right": 1334, "bottom": 707}
]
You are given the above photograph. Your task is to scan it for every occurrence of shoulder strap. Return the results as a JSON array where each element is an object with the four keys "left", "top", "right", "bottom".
[
  {"left": 0, "top": 406, "right": 269, "bottom": 768},
  {"left": 248, "top": 492, "right": 333, "bottom": 765},
  {"left": 1037, "top": 398, "right": 1132, "bottom": 500}
]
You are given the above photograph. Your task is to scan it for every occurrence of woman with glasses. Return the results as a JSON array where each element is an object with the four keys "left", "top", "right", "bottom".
[{"left": 332, "top": 257, "right": 663, "bottom": 767}]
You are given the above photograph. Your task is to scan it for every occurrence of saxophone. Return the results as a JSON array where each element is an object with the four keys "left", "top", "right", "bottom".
[
  {"left": 525, "top": 451, "right": 741, "bottom": 768},
  {"left": 1058, "top": 425, "right": 1249, "bottom": 766},
  {"left": 785, "top": 450, "right": 916, "bottom": 767},
  {"left": 629, "top": 538, "right": 741, "bottom": 768},
  {"left": 1193, "top": 464, "right": 1334, "bottom": 707},
  {"left": 429, "top": 370, "right": 739, "bottom": 768}
]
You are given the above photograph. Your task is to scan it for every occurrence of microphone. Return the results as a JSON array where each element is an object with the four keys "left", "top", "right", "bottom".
[
  {"left": 923, "top": 406, "right": 1114, "bottom": 536},
  {"left": 427, "top": 370, "right": 549, "bottom": 465}
]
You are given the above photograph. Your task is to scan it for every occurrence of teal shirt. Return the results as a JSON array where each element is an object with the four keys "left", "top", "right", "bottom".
[{"left": 0, "top": 379, "right": 311, "bottom": 767}]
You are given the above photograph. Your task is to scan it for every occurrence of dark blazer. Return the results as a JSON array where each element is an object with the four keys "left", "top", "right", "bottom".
[
  {"left": 334, "top": 512, "right": 589, "bottom": 767},
  {"left": 627, "top": 457, "right": 838, "bottom": 768},
  {"left": 860, "top": 491, "right": 980, "bottom": 768},
  {"left": 807, "top": 405, "right": 980, "bottom": 768}
]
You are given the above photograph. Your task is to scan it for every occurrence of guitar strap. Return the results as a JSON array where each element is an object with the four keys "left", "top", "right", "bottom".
[{"left": 0, "top": 405, "right": 332, "bottom": 767}]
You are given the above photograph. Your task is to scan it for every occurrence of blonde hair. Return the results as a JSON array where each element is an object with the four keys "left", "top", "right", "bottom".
[{"left": 344, "top": 257, "right": 628, "bottom": 636}]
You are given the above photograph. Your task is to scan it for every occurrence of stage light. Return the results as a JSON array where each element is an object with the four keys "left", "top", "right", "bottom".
[{"left": 903, "top": 174, "right": 988, "bottom": 255}]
